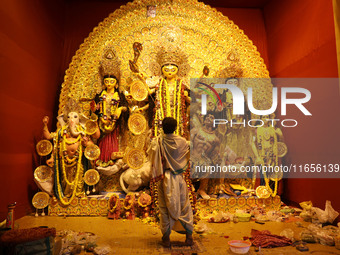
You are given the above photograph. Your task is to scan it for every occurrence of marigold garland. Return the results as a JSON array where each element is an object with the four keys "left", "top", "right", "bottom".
[
  {"left": 54, "top": 128, "right": 84, "bottom": 206},
  {"left": 257, "top": 126, "right": 278, "bottom": 197}
]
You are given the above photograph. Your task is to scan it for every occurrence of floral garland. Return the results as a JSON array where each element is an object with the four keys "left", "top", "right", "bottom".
[
  {"left": 149, "top": 179, "right": 160, "bottom": 221},
  {"left": 60, "top": 126, "right": 82, "bottom": 186},
  {"left": 54, "top": 128, "right": 84, "bottom": 206},
  {"left": 154, "top": 78, "right": 185, "bottom": 137},
  {"left": 257, "top": 126, "right": 278, "bottom": 197}
]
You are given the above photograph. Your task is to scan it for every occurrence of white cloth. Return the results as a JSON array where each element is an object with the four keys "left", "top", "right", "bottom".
[
  {"left": 152, "top": 133, "right": 189, "bottom": 179},
  {"left": 152, "top": 133, "right": 193, "bottom": 235}
]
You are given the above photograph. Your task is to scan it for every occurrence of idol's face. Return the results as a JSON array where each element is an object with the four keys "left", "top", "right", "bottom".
[
  {"left": 104, "top": 77, "right": 117, "bottom": 90},
  {"left": 225, "top": 78, "right": 239, "bottom": 86},
  {"left": 204, "top": 114, "right": 214, "bottom": 127},
  {"left": 162, "top": 64, "right": 178, "bottom": 79}
]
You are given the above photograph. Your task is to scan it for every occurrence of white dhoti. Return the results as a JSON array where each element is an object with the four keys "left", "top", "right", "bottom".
[
  {"left": 151, "top": 133, "right": 194, "bottom": 236},
  {"left": 158, "top": 170, "right": 193, "bottom": 235}
]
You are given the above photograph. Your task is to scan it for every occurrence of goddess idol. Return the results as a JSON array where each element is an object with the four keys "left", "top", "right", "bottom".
[
  {"left": 94, "top": 47, "right": 128, "bottom": 170},
  {"left": 150, "top": 44, "right": 191, "bottom": 139}
]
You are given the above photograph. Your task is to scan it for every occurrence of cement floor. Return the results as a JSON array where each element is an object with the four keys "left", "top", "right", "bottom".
[{"left": 16, "top": 216, "right": 340, "bottom": 254}]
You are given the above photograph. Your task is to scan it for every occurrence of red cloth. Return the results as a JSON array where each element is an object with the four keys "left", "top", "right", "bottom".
[
  {"left": 98, "top": 128, "right": 119, "bottom": 163},
  {"left": 0, "top": 227, "right": 56, "bottom": 245},
  {"left": 250, "top": 229, "right": 292, "bottom": 248}
]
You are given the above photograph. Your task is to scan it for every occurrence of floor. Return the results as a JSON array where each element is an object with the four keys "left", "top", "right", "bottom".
[{"left": 15, "top": 216, "right": 340, "bottom": 254}]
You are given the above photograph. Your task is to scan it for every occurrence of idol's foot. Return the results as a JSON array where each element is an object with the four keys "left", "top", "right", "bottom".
[{"left": 197, "top": 189, "right": 210, "bottom": 199}]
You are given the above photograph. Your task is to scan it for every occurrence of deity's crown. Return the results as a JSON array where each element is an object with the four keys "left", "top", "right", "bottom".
[
  {"left": 61, "top": 98, "right": 82, "bottom": 122},
  {"left": 157, "top": 45, "right": 184, "bottom": 67},
  {"left": 99, "top": 46, "right": 121, "bottom": 81},
  {"left": 153, "top": 44, "right": 190, "bottom": 77}
]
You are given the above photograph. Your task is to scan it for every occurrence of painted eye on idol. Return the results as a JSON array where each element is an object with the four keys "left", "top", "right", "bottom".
[
  {"left": 164, "top": 67, "right": 176, "bottom": 72},
  {"left": 162, "top": 65, "right": 178, "bottom": 74}
]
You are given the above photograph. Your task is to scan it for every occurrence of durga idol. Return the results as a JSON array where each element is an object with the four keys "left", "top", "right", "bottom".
[{"left": 150, "top": 44, "right": 191, "bottom": 139}]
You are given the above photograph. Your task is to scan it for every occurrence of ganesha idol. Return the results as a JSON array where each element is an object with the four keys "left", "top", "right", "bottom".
[{"left": 42, "top": 99, "right": 100, "bottom": 206}]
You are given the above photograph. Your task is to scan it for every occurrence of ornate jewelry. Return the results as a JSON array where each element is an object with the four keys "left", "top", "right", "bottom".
[
  {"left": 84, "top": 144, "right": 101, "bottom": 161},
  {"left": 130, "top": 80, "right": 148, "bottom": 101},
  {"left": 85, "top": 120, "right": 98, "bottom": 135},
  {"left": 36, "top": 140, "right": 53, "bottom": 156},
  {"left": 125, "top": 148, "right": 145, "bottom": 169},
  {"left": 32, "top": 192, "right": 50, "bottom": 209},
  {"left": 151, "top": 43, "right": 190, "bottom": 78},
  {"left": 84, "top": 169, "right": 100, "bottom": 186},
  {"left": 277, "top": 142, "right": 288, "bottom": 157},
  {"left": 99, "top": 46, "right": 121, "bottom": 81},
  {"left": 34, "top": 165, "right": 53, "bottom": 182},
  {"left": 155, "top": 78, "right": 184, "bottom": 136},
  {"left": 128, "top": 113, "right": 147, "bottom": 135},
  {"left": 255, "top": 186, "right": 271, "bottom": 199}
]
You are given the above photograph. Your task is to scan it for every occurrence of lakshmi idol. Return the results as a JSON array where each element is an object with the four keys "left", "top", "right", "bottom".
[{"left": 94, "top": 48, "right": 127, "bottom": 169}]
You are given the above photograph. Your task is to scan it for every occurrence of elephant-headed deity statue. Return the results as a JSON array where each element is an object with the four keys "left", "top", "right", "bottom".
[{"left": 42, "top": 98, "right": 100, "bottom": 205}]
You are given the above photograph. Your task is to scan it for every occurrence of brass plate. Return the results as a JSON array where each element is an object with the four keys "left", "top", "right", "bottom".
[
  {"left": 84, "top": 144, "right": 101, "bottom": 161},
  {"left": 277, "top": 142, "right": 288, "bottom": 158},
  {"left": 128, "top": 113, "right": 147, "bottom": 135},
  {"left": 126, "top": 148, "right": 145, "bottom": 169},
  {"left": 84, "top": 169, "right": 100, "bottom": 186},
  {"left": 32, "top": 192, "right": 50, "bottom": 209},
  {"left": 130, "top": 80, "right": 148, "bottom": 101},
  {"left": 255, "top": 186, "right": 271, "bottom": 199},
  {"left": 85, "top": 120, "right": 98, "bottom": 135},
  {"left": 34, "top": 165, "right": 53, "bottom": 182},
  {"left": 36, "top": 140, "right": 53, "bottom": 156}
]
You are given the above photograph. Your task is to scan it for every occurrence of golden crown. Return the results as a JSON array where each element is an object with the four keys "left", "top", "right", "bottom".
[
  {"left": 153, "top": 43, "right": 190, "bottom": 77},
  {"left": 157, "top": 46, "right": 185, "bottom": 67},
  {"left": 99, "top": 46, "right": 121, "bottom": 81},
  {"left": 61, "top": 98, "right": 82, "bottom": 122}
]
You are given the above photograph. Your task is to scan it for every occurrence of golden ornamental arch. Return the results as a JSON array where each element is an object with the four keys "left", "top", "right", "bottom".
[{"left": 58, "top": 0, "right": 272, "bottom": 115}]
